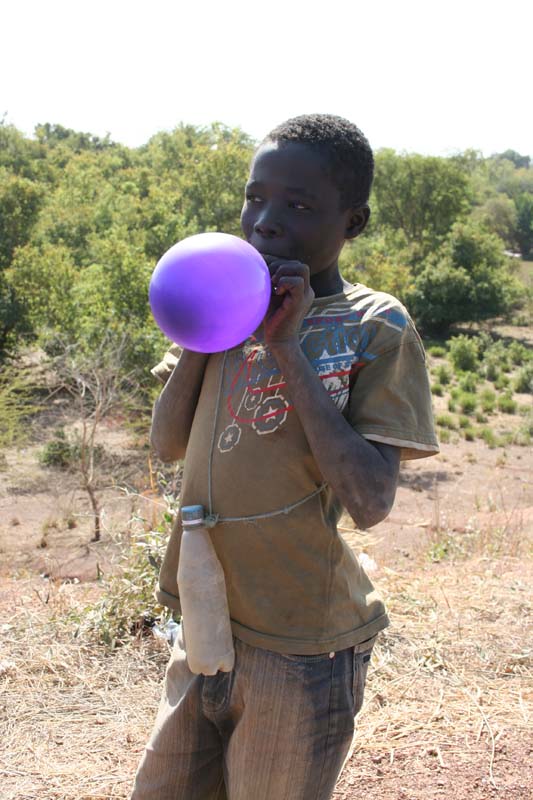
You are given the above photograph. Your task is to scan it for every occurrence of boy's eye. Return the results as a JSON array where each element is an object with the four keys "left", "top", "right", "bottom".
[
  {"left": 246, "top": 194, "right": 263, "bottom": 203},
  {"left": 290, "top": 201, "right": 311, "bottom": 211}
]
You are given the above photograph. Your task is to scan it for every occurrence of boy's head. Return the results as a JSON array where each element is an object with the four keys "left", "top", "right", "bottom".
[
  {"left": 263, "top": 114, "right": 374, "bottom": 211},
  {"left": 241, "top": 113, "right": 373, "bottom": 281}
]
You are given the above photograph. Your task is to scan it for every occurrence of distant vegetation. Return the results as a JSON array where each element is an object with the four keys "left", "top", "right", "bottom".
[{"left": 1, "top": 120, "right": 532, "bottom": 384}]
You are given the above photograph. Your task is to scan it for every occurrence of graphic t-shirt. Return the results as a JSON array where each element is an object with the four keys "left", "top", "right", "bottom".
[{"left": 152, "top": 282, "right": 439, "bottom": 654}]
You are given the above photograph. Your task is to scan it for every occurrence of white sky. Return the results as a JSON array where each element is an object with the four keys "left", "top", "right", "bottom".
[{"left": 2, "top": 0, "right": 532, "bottom": 156}]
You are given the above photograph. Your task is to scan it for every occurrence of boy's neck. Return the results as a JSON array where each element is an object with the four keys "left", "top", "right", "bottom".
[{"left": 310, "top": 265, "right": 345, "bottom": 298}]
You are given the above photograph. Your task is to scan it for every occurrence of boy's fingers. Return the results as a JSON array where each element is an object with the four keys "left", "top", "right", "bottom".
[
  {"left": 270, "top": 261, "right": 310, "bottom": 290},
  {"left": 273, "top": 276, "right": 307, "bottom": 296}
]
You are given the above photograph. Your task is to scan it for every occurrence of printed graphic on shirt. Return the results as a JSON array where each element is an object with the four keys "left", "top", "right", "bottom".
[{"left": 216, "top": 298, "right": 407, "bottom": 454}]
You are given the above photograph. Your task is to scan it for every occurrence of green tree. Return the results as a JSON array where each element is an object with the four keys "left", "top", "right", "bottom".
[
  {"left": 514, "top": 193, "right": 533, "bottom": 257},
  {"left": 372, "top": 150, "right": 471, "bottom": 263},
  {"left": 409, "top": 222, "right": 521, "bottom": 333},
  {"left": 0, "top": 169, "right": 44, "bottom": 269}
]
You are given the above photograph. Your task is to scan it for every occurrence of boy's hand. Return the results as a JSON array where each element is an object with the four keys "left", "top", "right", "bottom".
[{"left": 262, "top": 257, "right": 315, "bottom": 348}]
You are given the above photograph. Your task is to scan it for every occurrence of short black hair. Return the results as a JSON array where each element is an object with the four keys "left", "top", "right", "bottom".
[{"left": 263, "top": 113, "right": 374, "bottom": 210}]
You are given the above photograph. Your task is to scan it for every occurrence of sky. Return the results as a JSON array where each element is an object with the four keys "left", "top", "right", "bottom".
[{"left": 2, "top": 0, "right": 532, "bottom": 157}]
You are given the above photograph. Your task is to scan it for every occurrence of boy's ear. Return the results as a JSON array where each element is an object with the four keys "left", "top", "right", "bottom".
[{"left": 345, "top": 205, "right": 370, "bottom": 240}]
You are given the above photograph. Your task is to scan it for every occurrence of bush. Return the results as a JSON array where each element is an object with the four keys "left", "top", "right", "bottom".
[
  {"left": 497, "top": 392, "right": 517, "bottom": 414},
  {"left": 484, "top": 359, "right": 500, "bottom": 382},
  {"left": 449, "top": 335, "right": 479, "bottom": 372},
  {"left": 495, "top": 374, "right": 510, "bottom": 390},
  {"left": 458, "top": 392, "right": 477, "bottom": 415},
  {"left": 39, "top": 430, "right": 75, "bottom": 468},
  {"left": 435, "top": 364, "right": 452, "bottom": 384},
  {"left": 70, "top": 518, "right": 176, "bottom": 648},
  {"left": 431, "top": 383, "right": 444, "bottom": 396},
  {"left": 463, "top": 426, "right": 476, "bottom": 441},
  {"left": 427, "top": 345, "right": 447, "bottom": 358},
  {"left": 439, "top": 428, "right": 451, "bottom": 443},
  {"left": 458, "top": 415, "right": 470, "bottom": 429},
  {"left": 459, "top": 372, "right": 479, "bottom": 393},
  {"left": 480, "top": 388, "right": 497, "bottom": 413},
  {"left": 436, "top": 413, "right": 458, "bottom": 429},
  {"left": 514, "top": 363, "right": 533, "bottom": 393},
  {"left": 480, "top": 427, "right": 498, "bottom": 448},
  {"left": 508, "top": 341, "right": 529, "bottom": 366}
]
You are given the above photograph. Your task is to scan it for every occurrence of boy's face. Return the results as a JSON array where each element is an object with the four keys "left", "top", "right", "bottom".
[{"left": 241, "top": 141, "right": 366, "bottom": 277}]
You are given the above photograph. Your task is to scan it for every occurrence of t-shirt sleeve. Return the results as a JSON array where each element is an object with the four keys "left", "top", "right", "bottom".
[
  {"left": 347, "top": 334, "right": 439, "bottom": 460},
  {"left": 150, "top": 344, "right": 182, "bottom": 384}
]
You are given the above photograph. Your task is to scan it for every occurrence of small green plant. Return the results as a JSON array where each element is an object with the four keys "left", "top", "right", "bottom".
[
  {"left": 494, "top": 374, "right": 510, "bottom": 390},
  {"left": 39, "top": 430, "right": 76, "bottom": 468},
  {"left": 480, "top": 388, "right": 496, "bottom": 413},
  {"left": 69, "top": 517, "right": 176, "bottom": 648},
  {"left": 475, "top": 411, "right": 488, "bottom": 424},
  {"left": 484, "top": 360, "right": 500, "bottom": 382},
  {"left": 497, "top": 392, "right": 517, "bottom": 414},
  {"left": 514, "top": 363, "right": 533, "bottom": 394},
  {"left": 458, "top": 392, "right": 477, "bottom": 414},
  {"left": 448, "top": 399, "right": 457, "bottom": 412},
  {"left": 438, "top": 428, "right": 451, "bottom": 443},
  {"left": 450, "top": 387, "right": 460, "bottom": 400},
  {"left": 436, "top": 413, "right": 458, "bottom": 429},
  {"left": 508, "top": 341, "right": 529, "bottom": 366},
  {"left": 463, "top": 426, "right": 476, "bottom": 441},
  {"left": 449, "top": 335, "right": 479, "bottom": 372},
  {"left": 459, "top": 372, "right": 478, "bottom": 393},
  {"left": 431, "top": 383, "right": 444, "bottom": 396},
  {"left": 437, "top": 365, "right": 452, "bottom": 385},
  {"left": 428, "top": 345, "right": 447, "bottom": 358},
  {"left": 479, "top": 427, "right": 498, "bottom": 448},
  {"left": 458, "top": 415, "right": 469, "bottom": 428}
]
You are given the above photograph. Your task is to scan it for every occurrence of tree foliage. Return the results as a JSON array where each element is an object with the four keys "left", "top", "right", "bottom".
[{"left": 0, "top": 120, "right": 530, "bottom": 363}]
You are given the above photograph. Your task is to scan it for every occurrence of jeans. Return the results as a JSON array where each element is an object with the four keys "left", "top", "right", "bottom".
[{"left": 131, "top": 635, "right": 373, "bottom": 800}]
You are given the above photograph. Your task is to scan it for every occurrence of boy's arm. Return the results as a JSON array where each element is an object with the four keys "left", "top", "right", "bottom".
[
  {"left": 266, "top": 259, "right": 400, "bottom": 529},
  {"left": 151, "top": 350, "right": 209, "bottom": 462},
  {"left": 271, "top": 341, "right": 400, "bottom": 529}
]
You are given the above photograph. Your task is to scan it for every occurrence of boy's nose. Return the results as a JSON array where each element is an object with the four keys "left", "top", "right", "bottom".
[{"left": 254, "top": 212, "right": 282, "bottom": 238}]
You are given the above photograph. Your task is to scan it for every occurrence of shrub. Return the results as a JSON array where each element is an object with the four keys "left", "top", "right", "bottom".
[
  {"left": 497, "top": 392, "right": 517, "bottom": 414},
  {"left": 495, "top": 374, "right": 510, "bottom": 390},
  {"left": 475, "top": 411, "right": 488, "bottom": 423},
  {"left": 484, "top": 360, "right": 500, "bottom": 382},
  {"left": 431, "top": 383, "right": 444, "bottom": 396},
  {"left": 448, "top": 399, "right": 457, "bottom": 412},
  {"left": 458, "top": 415, "right": 470, "bottom": 428},
  {"left": 70, "top": 519, "right": 175, "bottom": 648},
  {"left": 39, "top": 430, "right": 76, "bottom": 468},
  {"left": 439, "top": 428, "right": 451, "bottom": 443},
  {"left": 463, "top": 426, "right": 476, "bottom": 441},
  {"left": 514, "top": 363, "right": 533, "bottom": 393},
  {"left": 508, "top": 341, "right": 529, "bottom": 366},
  {"left": 458, "top": 392, "right": 477, "bottom": 414},
  {"left": 459, "top": 372, "right": 479, "bottom": 393},
  {"left": 427, "top": 345, "right": 447, "bottom": 358},
  {"left": 436, "top": 413, "right": 458, "bottom": 429},
  {"left": 449, "top": 335, "right": 479, "bottom": 372},
  {"left": 480, "top": 388, "right": 497, "bottom": 413},
  {"left": 435, "top": 364, "right": 452, "bottom": 385},
  {"left": 479, "top": 427, "right": 498, "bottom": 448}
]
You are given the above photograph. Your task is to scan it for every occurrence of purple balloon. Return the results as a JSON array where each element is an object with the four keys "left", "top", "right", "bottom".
[{"left": 149, "top": 233, "right": 271, "bottom": 353}]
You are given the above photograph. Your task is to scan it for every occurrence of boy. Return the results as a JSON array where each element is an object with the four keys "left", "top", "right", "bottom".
[{"left": 132, "top": 114, "right": 438, "bottom": 800}]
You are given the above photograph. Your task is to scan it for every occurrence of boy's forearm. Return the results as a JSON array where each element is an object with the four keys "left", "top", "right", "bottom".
[
  {"left": 151, "top": 350, "right": 209, "bottom": 462},
  {"left": 270, "top": 341, "right": 399, "bottom": 529}
]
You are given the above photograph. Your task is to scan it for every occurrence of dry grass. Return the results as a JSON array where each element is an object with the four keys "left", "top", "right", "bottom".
[
  {"left": 353, "top": 557, "right": 532, "bottom": 784},
  {"left": 1, "top": 550, "right": 532, "bottom": 799}
]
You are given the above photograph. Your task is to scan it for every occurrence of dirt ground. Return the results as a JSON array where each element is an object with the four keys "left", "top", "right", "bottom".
[{"left": 1, "top": 414, "right": 532, "bottom": 799}]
